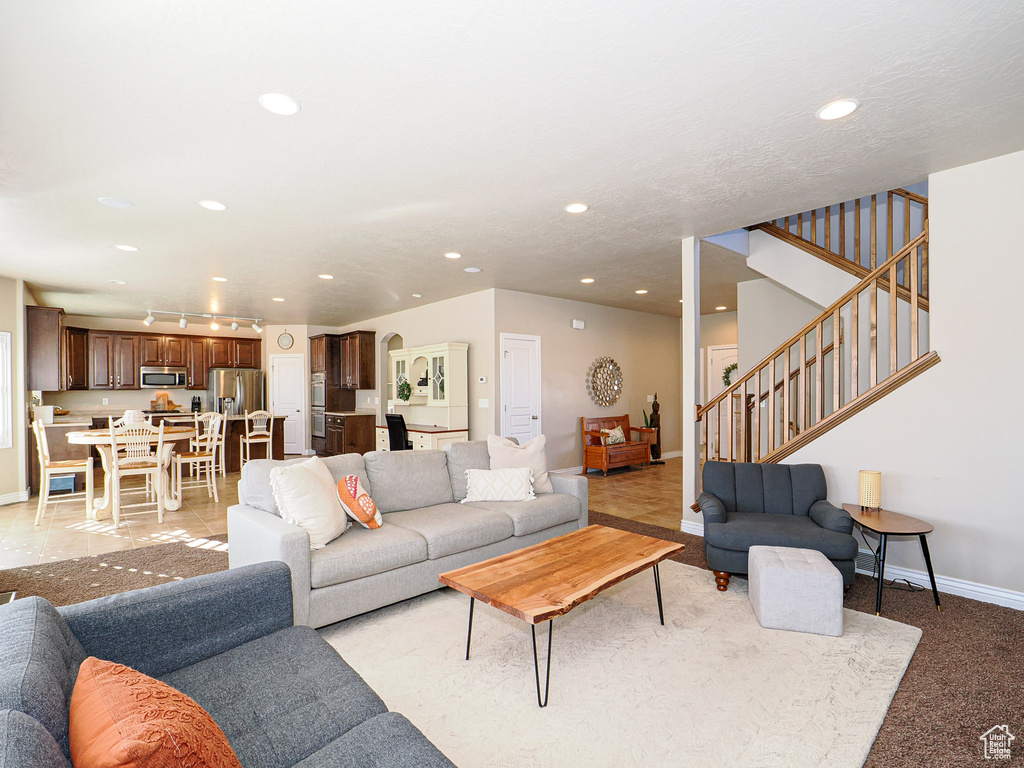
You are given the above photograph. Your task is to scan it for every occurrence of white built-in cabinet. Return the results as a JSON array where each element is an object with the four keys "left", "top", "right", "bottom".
[{"left": 388, "top": 343, "right": 468, "bottom": 430}]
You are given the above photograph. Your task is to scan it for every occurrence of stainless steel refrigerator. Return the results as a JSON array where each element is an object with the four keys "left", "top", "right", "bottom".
[{"left": 209, "top": 368, "right": 265, "bottom": 415}]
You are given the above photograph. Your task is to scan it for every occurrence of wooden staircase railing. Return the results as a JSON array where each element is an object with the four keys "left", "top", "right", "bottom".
[
  {"left": 752, "top": 188, "right": 928, "bottom": 309},
  {"left": 697, "top": 229, "right": 939, "bottom": 465}
]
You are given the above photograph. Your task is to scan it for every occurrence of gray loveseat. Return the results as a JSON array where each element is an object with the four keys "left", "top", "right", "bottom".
[
  {"left": 698, "top": 461, "right": 857, "bottom": 591},
  {"left": 0, "top": 561, "right": 455, "bottom": 768},
  {"left": 228, "top": 442, "right": 588, "bottom": 628}
]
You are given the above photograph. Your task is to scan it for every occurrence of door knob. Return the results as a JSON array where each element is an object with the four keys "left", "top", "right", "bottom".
[{"left": 531, "top": 415, "right": 538, "bottom": 420}]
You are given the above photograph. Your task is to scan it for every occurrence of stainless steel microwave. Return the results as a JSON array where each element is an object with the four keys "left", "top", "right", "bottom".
[{"left": 139, "top": 366, "right": 188, "bottom": 388}]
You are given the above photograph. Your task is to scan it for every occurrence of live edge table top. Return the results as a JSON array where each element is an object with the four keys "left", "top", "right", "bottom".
[{"left": 438, "top": 524, "right": 684, "bottom": 625}]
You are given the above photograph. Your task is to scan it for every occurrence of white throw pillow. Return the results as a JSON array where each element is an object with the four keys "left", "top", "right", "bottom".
[
  {"left": 269, "top": 457, "right": 350, "bottom": 549},
  {"left": 462, "top": 467, "right": 536, "bottom": 503},
  {"left": 487, "top": 434, "right": 553, "bottom": 494}
]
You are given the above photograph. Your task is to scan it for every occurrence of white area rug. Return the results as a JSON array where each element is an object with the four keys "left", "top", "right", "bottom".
[{"left": 321, "top": 561, "right": 921, "bottom": 768}]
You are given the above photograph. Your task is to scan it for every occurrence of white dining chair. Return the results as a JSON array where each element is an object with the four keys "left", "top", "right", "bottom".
[
  {"left": 188, "top": 412, "right": 217, "bottom": 476},
  {"left": 108, "top": 421, "right": 166, "bottom": 528},
  {"left": 32, "top": 420, "right": 94, "bottom": 526},
  {"left": 174, "top": 413, "right": 223, "bottom": 503},
  {"left": 240, "top": 410, "right": 273, "bottom": 468}
]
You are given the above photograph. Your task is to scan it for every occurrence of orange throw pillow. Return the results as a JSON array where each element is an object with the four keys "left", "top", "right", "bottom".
[
  {"left": 69, "top": 657, "right": 242, "bottom": 768},
  {"left": 336, "top": 475, "right": 382, "bottom": 529}
]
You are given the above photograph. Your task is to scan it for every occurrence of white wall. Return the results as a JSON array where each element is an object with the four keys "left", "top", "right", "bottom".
[
  {"left": 493, "top": 289, "right": 681, "bottom": 471},
  {"left": 747, "top": 229, "right": 857, "bottom": 307},
  {"left": 335, "top": 290, "right": 496, "bottom": 440},
  {"left": 736, "top": 279, "right": 822, "bottom": 371},
  {"left": 785, "top": 149, "right": 1024, "bottom": 595}
]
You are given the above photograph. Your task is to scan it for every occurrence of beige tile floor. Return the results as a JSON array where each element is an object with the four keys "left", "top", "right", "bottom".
[
  {"left": 0, "top": 469, "right": 237, "bottom": 569},
  {"left": 0, "top": 457, "right": 685, "bottom": 570}
]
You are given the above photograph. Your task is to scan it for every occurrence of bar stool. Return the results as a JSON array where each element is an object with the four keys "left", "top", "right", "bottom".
[
  {"left": 174, "top": 413, "right": 223, "bottom": 503},
  {"left": 240, "top": 410, "right": 273, "bottom": 468},
  {"left": 33, "top": 420, "right": 94, "bottom": 526}
]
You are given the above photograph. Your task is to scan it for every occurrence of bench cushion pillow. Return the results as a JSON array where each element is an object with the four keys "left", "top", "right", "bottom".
[
  {"left": 310, "top": 525, "right": 428, "bottom": 588},
  {"left": 467, "top": 494, "right": 580, "bottom": 537},
  {"left": 444, "top": 441, "right": 490, "bottom": 501},
  {"left": 292, "top": 712, "right": 456, "bottom": 768},
  {"left": 385, "top": 503, "right": 514, "bottom": 559}
]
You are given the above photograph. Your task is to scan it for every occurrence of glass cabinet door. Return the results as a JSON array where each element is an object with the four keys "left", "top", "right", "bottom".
[{"left": 430, "top": 354, "right": 446, "bottom": 403}]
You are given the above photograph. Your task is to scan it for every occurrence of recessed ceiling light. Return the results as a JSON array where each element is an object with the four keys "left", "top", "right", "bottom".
[
  {"left": 109, "top": 280, "right": 127, "bottom": 285},
  {"left": 199, "top": 200, "right": 227, "bottom": 211},
  {"left": 212, "top": 276, "right": 228, "bottom": 282},
  {"left": 258, "top": 93, "right": 301, "bottom": 116},
  {"left": 272, "top": 297, "right": 285, "bottom": 302},
  {"left": 98, "top": 197, "right": 134, "bottom": 208},
  {"left": 444, "top": 252, "right": 462, "bottom": 260},
  {"left": 115, "top": 245, "right": 138, "bottom": 252},
  {"left": 580, "top": 278, "right": 595, "bottom": 284},
  {"left": 463, "top": 267, "right": 482, "bottom": 273},
  {"left": 635, "top": 289, "right": 648, "bottom": 295},
  {"left": 318, "top": 274, "right": 334, "bottom": 280},
  {"left": 412, "top": 293, "right": 422, "bottom": 298},
  {"left": 816, "top": 98, "right": 860, "bottom": 121},
  {"left": 716, "top": 305, "right": 727, "bottom": 311},
  {"left": 565, "top": 203, "right": 589, "bottom": 214},
  {"left": 679, "top": 299, "right": 684, "bottom": 303}
]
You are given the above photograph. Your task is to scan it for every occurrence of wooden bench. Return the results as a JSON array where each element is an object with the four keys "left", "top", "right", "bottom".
[{"left": 581, "top": 415, "right": 653, "bottom": 476}]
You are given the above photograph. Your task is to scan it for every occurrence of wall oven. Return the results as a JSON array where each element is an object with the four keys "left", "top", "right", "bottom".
[
  {"left": 140, "top": 366, "right": 188, "bottom": 389},
  {"left": 311, "top": 373, "right": 326, "bottom": 409},
  {"left": 311, "top": 407, "right": 326, "bottom": 439}
]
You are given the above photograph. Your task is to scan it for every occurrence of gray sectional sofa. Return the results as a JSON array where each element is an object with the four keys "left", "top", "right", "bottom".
[
  {"left": 228, "top": 442, "right": 589, "bottom": 628},
  {"left": 0, "top": 561, "right": 455, "bottom": 768}
]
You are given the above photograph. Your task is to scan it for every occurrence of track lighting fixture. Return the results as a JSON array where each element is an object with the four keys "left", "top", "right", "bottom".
[
  {"left": 143, "top": 313, "right": 156, "bottom": 326},
  {"left": 143, "top": 309, "right": 263, "bottom": 333}
]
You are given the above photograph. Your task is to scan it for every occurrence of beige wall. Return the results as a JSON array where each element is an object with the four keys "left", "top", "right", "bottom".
[
  {"left": 0, "top": 278, "right": 28, "bottom": 502},
  {"left": 781, "top": 150, "right": 1024, "bottom": 595},
  {"left": 736, "top": 279, "right": 821, "bottom": 371},
  {"left": 493, "top": 289, "right": 681, "bottom": 471},
  {"left": 335, "top": 290, "right": 497, "bottom": 440}
]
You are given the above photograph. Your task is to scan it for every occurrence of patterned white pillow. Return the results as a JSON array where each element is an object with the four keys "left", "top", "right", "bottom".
[
  {"left": 462, "top": 467, "right": 536, "bottom": 503},
  {"left": 601, "top": 425, "right": 626, "bottom": 445},
  {"left": 269, "top": 457, "right": 350, "bottom": 549}
]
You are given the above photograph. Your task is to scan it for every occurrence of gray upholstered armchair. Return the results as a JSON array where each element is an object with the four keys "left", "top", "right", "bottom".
[{"left": 698, "top": 461, "right": 857, "bottom": 591}]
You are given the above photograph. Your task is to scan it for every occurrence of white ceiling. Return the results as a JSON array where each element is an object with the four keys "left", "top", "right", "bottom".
[{"left": 2, "top": 1, "right": 1023, "bottom": 324}]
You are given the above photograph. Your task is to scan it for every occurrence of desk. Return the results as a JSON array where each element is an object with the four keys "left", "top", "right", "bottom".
[
  {"left": 375, "top": 424, "right": 468, "bottom": 451},
  {"left": 843, "top": 504, "right": 941, "bottom": 616},
  {"left": 67, "top": 426, "right": 195, "bottom": 519}
]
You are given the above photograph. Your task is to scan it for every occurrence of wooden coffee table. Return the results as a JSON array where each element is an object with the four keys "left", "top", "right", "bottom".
[
  {"left": 843, "top": 504, "right": 941, "bottom": 616},
  {"left": 438, "top": 524, "right": 684, "bottom": 707}
]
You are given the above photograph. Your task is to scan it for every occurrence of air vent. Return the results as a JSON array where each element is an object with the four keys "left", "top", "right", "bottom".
[{"left": 855, "top": 548, "right": 877, "bottom": 575}]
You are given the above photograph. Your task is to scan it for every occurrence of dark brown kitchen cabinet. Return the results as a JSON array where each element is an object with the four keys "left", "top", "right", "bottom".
[
  {"left": 208, "top": 337, "right": 233, "bottom": 367},
  {"left": 164, "top": 336, "right": 186, "bottom": 366},
  {"left": 114, "top": 334, "right": 139, "bottom": 389},
  {"left": 234, "top": 339, "right": 259, "bottom": 368},
  {"left": 340, "top": 331, "right": 375, "bottom": 389},
  {"left": 88, "top": 332, "right": 139, "bottom": 389},
  {"left": 186, "top": 337, "right": 207, "bottom": 389},
  {"left": 89, "top": 332, "right": 114, "bottom": 389},
  {"left": 311, "top": 435, "right": 327, "bottom": 456},
  {"left": 26, "top": 306, "right": 65, "bottom": 392},
  {"left": 309, "top": 335, "right": 327, "bottom": 373},
  {"left": 141, "top": 336, "right": 163, "bottom": 366},
  {"left": 324, "top": 413, "right": 374, "bottom": 456},
  {"left": 63, "top": 327, "right": 89, "bottom": 390}
]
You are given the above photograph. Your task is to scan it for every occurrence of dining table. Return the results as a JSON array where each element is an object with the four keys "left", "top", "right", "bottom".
[{"left": 66, "top": 425, "right": 196, "bottom": 520}]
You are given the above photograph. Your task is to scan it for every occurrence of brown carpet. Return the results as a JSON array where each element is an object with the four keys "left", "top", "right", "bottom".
[
  {"left": 589, "top": 510, "right": 1024, "bottom": 768},
  {"left": 0, "top": 536, "right": 228, "bottom": 606}
]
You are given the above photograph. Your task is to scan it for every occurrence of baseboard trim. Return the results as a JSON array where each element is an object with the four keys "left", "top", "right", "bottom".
[
  {"left": 680, "top": 519, "right": 705, "bottom": 536},
  {"left": 672, "top": 532, "right": 1024, "bottom": 610},
  {"left": 552, "top": 452, "right": 681, "bottom": 476},
  {"left": 0, "top": 490, "right": 30, "bottom": 506},
  {"left": 854, "top": 551, "right": 1024, "bottom": 611}
]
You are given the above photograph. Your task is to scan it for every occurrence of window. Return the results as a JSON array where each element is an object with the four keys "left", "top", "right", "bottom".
[{"left": 0, "top": 332, "right": 11, "bottom": 449}]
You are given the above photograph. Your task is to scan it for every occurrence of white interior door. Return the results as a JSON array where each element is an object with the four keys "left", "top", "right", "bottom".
[
  {"left": 706, "top": 344, "right": 738, "bottom": 402},
  {"left": 270, "top": 354, "right": 305, "bottom": 455},
  {"left": 500, "top": 334, "right": 542, "bottom": 443}
]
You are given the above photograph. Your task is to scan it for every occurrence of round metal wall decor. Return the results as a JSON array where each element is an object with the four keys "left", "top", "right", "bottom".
[{"left": 587, "top": 356, "right": 623, "bottom": 407}]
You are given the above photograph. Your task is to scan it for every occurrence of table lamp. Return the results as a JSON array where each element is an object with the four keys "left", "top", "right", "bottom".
[{"left": 859, "top": 470, "right": 881, "bottom": 512}]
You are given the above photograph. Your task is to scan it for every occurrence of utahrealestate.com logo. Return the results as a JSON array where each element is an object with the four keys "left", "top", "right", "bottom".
[{"left": 980, "top": 725, "right": 1015, "bottom": 760}]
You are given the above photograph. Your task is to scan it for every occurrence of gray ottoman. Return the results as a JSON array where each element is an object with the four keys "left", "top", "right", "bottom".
[{"left": 748, "top": 546, "right": 844, "bottom": 637}]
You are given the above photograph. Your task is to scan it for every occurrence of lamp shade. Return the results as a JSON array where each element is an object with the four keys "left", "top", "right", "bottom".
[{"left": 859, "top": 470, "right": 881, "bottom": 509}]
